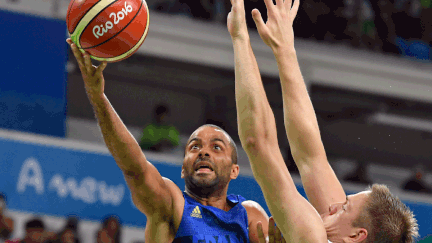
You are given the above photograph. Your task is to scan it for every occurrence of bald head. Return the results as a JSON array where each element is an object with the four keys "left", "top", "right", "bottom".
[{"left": 187, "top": 124, "right": 238, "bottom": 164}]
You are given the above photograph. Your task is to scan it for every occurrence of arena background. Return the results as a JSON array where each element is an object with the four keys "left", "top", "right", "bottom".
[{"left": 1, "top": 0, "right": 432, "bottom": 242}]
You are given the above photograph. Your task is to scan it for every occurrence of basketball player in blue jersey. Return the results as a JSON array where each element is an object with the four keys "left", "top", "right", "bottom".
[
  {"left": 66, "top": 38, "right": 271, "bottom": 242},
  {"left": 228, "top": 0, "right": 419, "bottom": 241}
]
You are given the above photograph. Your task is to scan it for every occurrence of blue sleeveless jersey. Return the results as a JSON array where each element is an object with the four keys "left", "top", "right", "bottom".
[{"left": 173, "top": 192, "right": 250, "bottom": 243}]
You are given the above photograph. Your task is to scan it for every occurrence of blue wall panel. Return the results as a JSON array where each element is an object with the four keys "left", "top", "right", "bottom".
[
  {"left": 0, "top": 10, "right": 67, "bottom": 137},
  {"left": 0, "top": 136, "right": 430, "bottom": 239}
]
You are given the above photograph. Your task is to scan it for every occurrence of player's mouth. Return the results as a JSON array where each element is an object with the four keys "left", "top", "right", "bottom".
[
  {"left": 196, "top": 167, "right": 213, "bottom": 173},
  {"left": 194, "top": 162, "right": 214, "bottom": 173}
]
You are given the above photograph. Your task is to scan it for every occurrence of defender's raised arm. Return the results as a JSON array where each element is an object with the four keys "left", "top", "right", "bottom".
[
  {"left": 252, "top": 0, "right": 346, "bottom": 213},
  {"left": 228, "top": 1, "right": 326, "bottom": 242}
]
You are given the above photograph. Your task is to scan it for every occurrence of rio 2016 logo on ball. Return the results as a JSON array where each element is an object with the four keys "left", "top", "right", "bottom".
[{"left": 66, "top": 0, "right": 150, "bottom": 62}]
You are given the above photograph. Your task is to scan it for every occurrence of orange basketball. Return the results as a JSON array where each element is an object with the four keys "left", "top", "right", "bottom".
[{"left": 66, "top": 0, "right": 149, "bottom": 62}]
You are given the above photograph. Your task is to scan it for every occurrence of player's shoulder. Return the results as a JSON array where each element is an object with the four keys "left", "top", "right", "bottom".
[
  {"left": 162, "top": 176, "right": 177, "bottom": 185},
  {"left": 241, "top": 200, "right": 263, "bottom": 210},
  {"left": 162, "top": 177, "right": 183, "bottom": 197},
  {"left": 241, "top": 200, "right": 268, "bottom": 219},
  {"left": 149, "top": 177, "right": 184, "bottom": 231}
]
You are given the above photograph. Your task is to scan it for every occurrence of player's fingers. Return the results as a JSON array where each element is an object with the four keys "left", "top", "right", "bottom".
[
  {"left": 252, "top": 9, "right": 265, "bottom": 31},
  {"left": 257, "top": 221, "right": 266, "bottom": 243},
  {"left": 268, "top": 217, "right": 275, "bottom": 243},
  {"left": 290, "top": 0, "right": 300, "bottom": 20},
  {"left": 83, "top": 52, "right": 92, "bottom": 74},
  {"left": 69, "top": 43, "right": 85, "bottom": 69},
  {"left": 274, "top": 221, "right": 282, "bottom": 242},
  {"left": 96, "top": 62, "right": 108, "bottom": 75}
]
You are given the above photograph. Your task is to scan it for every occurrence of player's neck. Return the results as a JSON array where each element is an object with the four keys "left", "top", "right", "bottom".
[{"left": 185, "top": 189, "right": 231, "bottom": 211}]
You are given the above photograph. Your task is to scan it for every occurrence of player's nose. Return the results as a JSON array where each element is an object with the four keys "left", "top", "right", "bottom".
[{"left": 198, "top": 147, "right": 210, "bottom": 158}]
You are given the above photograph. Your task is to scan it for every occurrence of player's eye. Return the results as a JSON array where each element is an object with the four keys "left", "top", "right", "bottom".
[
  {"left": 214, "top": 145, "right": 221, "bottom": 150},
  {"left": 191, "top": 145, "right": 199, "bottom": 150}
]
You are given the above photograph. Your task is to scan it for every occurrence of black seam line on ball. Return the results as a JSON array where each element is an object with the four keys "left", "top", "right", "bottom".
[{"left": 70, "top": 0, "right": 103, "bottom": 34}]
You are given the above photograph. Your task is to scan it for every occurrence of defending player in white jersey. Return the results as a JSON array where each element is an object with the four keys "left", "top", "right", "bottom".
[{"left": 228, "top": 0, "right": 419, "bottom": 241}]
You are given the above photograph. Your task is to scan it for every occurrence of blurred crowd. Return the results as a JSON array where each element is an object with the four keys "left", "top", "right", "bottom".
[
  {"left": 4, "top": 0, "right": 431, "bottom": 60},
  {"left": 343, "top": 162, "right": 432, "bottom": 194},
  {"left": 2, "top": 215, "right": 123, "bottom": 243},
  {"left": 0, "top": 194, "right": 124, "bottom": 243},
  {"left": 147, "top": 0, "right": 431, "bottom": 61}
]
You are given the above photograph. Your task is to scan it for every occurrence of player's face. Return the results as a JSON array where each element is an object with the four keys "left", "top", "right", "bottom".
[
  {"left": 182, "top": 127, "right": 237, "bottom": 192},
  {"left": 322, "top": 191, "right": 370, "bottom": 242}
]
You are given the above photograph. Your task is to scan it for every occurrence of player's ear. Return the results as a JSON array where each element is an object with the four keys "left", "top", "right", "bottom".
[
  {"left": 346, "top": 228, "right": 367, "bottom": 243},
  {"left": 230, "top": 164, "right": 240, "bottom": 179},
  {"left": 181, "top": 165, "right": 185, "bottom": 178}
]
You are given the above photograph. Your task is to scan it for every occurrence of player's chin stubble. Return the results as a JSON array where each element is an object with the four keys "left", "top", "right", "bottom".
[{"left": 184, "top": 172, "right": 222, "bottom": 195}]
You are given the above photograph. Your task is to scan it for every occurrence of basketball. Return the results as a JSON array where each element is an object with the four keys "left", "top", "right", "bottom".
[{"left": 66, "top": 0, "right": 149, "bottom": 62}]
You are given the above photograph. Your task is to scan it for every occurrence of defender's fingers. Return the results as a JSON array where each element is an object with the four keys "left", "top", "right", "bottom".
[
  {"left": 96, "top": 62, "right": 108, "bottom": 75},
  {"left": 252, "top": 9, "right": 265, "bottom": 30},
  {"left": 276, "top": 0, "right": 284, "bottom": 9},
  {"left": 274, "top": 221, "right": 282, "bottom": 242},
  {"left": 290, "top": 0, "right": 300, "bottom": 20},
  {"left": 284, "top": 0, "right": 292, "bottom": 11},
  {"left": 268, "top": 217, "right": 275, "bottom": 242},
  {"left": 231, "top": 0, "right": 244, "bottom": 8},
  {"left": 257, "top": 221, "right": 266, "bottom": 243},
  {"left": 262, "top": 0, "right": 275, "bottom": 13},
  {"left": 268, "top": 216, "right": 275, "bottom": 231}
]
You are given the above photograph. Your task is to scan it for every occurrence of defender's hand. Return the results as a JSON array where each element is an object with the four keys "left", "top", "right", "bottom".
[
  {"left": 251, "top": 0, "right": 299, "bottom": 51},
  {"left": 67, "top": 38, "right": 107, "bottom": 98},
  {"left": 227, "top": 0, "right": 248, "bottom": 39},
  {"left": 257, "top": 217, "right": 286, "bottom": 243}
]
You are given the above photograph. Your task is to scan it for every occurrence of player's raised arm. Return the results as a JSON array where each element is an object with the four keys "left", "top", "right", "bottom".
[
  {"left": 228, "top": 2, "right": 326, "bottom": 242},
  {"left": 251, "top": 0, "right": 346, "bottom": 214},
  {"left": 66, "top": 39, "right": 181, "bottom": 221}
]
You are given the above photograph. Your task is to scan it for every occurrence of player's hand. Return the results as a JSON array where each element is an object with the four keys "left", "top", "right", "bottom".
[
  {"left": 251, "top": 0, "right": 299, "bottom": 52},
  {"left": 257, "top": 217, "right": 286, "bottom": 243},
  {"left": 67, "top": 38, "right": 107, "bottom": 98},
  {"left": 227, "top": 0, "right": 248, "bottom": 39}
]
